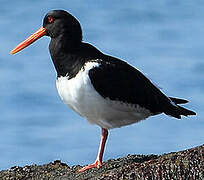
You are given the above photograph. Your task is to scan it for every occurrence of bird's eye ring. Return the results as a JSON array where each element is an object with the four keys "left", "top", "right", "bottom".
[{"left": 47, "top": 16, "right": 55, "bottom": 23}]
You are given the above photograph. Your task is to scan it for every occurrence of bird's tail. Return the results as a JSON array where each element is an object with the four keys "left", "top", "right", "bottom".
[
  {"left": 164, "top": 97, "right": 196, "bottom": 119},
  {"left": 169, "top": 97, "right": 188, "bottom": 104}
]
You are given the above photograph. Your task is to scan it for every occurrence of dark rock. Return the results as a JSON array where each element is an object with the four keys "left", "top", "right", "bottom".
[{"left": 0, "top": 144, "right": 203, "bottom": 180}]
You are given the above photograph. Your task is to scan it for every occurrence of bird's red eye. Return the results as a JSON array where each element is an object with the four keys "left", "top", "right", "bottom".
[{"left": 47, "top": 16, "right": 54, "bottom": 23}]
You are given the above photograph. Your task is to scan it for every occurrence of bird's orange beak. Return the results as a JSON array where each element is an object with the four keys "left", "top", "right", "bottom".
[{"left": 10, "top": 27, "right": 47, "bottom": 55}]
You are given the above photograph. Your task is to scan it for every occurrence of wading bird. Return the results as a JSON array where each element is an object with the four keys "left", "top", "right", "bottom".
[{"left": 11, "top": 10, "right": 196, "bottom": 172}]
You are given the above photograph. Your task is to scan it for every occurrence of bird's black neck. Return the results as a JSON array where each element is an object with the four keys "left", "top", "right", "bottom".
[{"left": 49, "top": 35, "right": 104, "bottom": 78}]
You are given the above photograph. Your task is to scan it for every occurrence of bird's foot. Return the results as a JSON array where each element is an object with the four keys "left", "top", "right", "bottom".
[{"left": 78, "top": 160, "right": 102, "bottom": 172}]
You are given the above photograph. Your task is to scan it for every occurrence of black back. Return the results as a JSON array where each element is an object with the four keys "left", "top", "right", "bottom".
[{"left": 88, "top": 55, "right": 171, "bottom": 114}]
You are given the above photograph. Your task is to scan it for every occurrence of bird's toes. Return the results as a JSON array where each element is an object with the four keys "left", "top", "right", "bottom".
[{"left": 78, "top": 160, "right": 102, "bottom": 172}]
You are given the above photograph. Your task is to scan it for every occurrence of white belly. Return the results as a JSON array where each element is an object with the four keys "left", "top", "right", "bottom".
[{"left": 56, "top": 62, "right": 152, "bottom": 129}]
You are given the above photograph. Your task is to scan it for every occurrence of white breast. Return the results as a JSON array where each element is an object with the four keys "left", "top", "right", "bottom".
[{"left": 56, "top": 61, "right": 152, "bottom": 129}]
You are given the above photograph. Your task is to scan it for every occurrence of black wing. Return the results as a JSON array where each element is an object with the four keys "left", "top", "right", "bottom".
[{"left": 88, "top": 56, "right": 171, "bottom": 115}]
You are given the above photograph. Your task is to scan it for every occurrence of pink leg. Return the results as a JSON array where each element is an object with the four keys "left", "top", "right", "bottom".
[{"left": 78, "top": 128, "right": 108, "bottom": 172}]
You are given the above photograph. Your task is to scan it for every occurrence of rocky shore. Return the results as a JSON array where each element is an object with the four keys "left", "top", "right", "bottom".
[{"left": 0, "top": 144, "right": 203, "bottom": 180}]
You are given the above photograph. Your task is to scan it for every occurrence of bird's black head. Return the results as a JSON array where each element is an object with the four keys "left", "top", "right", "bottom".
[
  {"left": 43, "top": 10, "right": 82, "bottom": 41},
  {"left": 10, "top": 10, "right": 83, "bottom": 54}
]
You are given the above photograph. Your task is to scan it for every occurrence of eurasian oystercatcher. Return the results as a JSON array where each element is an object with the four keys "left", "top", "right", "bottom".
[{"left": 10, "top": 10, "right": 196, "bottom": 172}]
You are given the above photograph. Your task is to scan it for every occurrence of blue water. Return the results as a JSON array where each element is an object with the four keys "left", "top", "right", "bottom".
[{"left": 0, "top": 0, "right": 203, "bottom": 170}]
